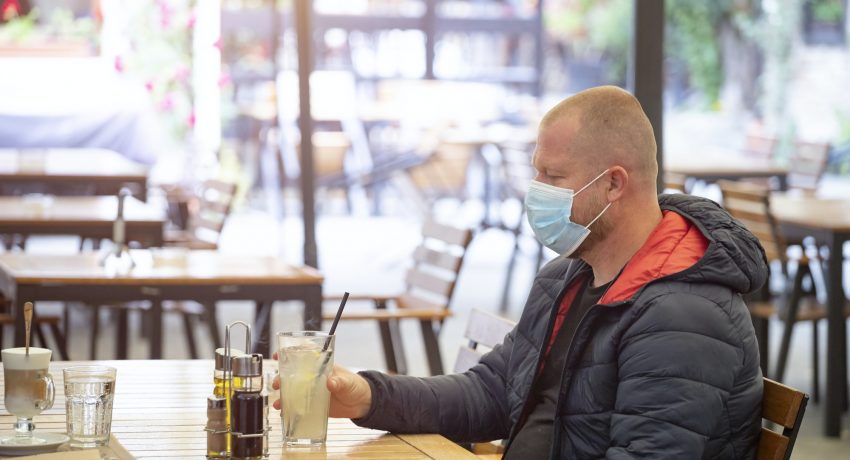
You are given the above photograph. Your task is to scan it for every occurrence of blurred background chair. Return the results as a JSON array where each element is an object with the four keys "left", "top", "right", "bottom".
[
  {"left": 718, "top": 180, "right": 839, "bottom": 401},
  {"left": 323, "top": 219, "right": 473, "bottom": 376}
]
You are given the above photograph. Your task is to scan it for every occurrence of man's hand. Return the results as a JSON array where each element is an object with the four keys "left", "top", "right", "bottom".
[{"left": 271, "top": 352, "right": 372, "bottom": 419}]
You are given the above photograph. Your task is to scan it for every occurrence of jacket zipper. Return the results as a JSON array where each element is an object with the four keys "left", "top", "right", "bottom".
[{"left": 502, "top": 270, "right": 583, "bottom": 452}]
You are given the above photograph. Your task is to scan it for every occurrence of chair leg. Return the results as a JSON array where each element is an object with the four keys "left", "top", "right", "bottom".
[
  {"left": 499, "top": 232, "right": 521, "bottom": 314},
  {"left": 48, "top": 322, "right": 70, "bottom": 361},
  {"left": 90, "top": 305, "right": 100, "bottom": 360},
  {"left": 774, "top": 263, "right": 807, "bottom": 381},
  {"left": 181, "top": 312, "right": 199, "bottom": 359},
  {"left": 752, "top": 315, "right": 770, "bottom": 376},
  {"left": 420, "top": 319, "right": 444, "bottom": 376},
  {"left": 116, "top": 309, "right": 129, "bottom": 360},
  {"left": 374, "top": 300, "right": 407, "bottom": 375},
  {"left": 812, "top": 319, "right": 820, "bottom": 404},
  {"left": 34, "top": 323, "right": 49, "bottom": 351},
  {"left": 204, "top": 302, "right": 222, "bottom": 349}
]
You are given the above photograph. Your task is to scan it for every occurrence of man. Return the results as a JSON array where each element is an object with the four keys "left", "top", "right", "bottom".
[{"left": 274, "top": 86, "right": 766, "bottom": 458}]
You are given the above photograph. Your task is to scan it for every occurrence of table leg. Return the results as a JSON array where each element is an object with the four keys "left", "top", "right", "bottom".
[
  {"left": 823, "top": 232, "right": 847, "bottom": 437},
  {"left": 303, "top": 286, "right": 322, "bottom": 331},
  {"left": 254, "top": 301, "right": 271, "bottom": 357},
  {"left": 149, "top": 300, "right": 163, "bottom": 359},
  {"left": 776, "top": 173, "right": 788, "bottom": 191}
]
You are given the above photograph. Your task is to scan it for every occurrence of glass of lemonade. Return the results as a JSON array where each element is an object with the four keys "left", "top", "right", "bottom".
[
  {"left": 277, "top": 331, "right": 334, "bottom": 446},
  {"left": 63, "top": 366, "right": 117, "bottom": 448}
]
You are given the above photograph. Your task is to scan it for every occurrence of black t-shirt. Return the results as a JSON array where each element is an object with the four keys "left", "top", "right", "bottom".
[{"left": 504, "top": 278, "right": 611, "bottom": 459}]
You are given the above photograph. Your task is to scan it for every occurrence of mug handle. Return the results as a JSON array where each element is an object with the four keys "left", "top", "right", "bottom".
[{"left": 37, "top": 373, "right": 55, "bottom": 411}]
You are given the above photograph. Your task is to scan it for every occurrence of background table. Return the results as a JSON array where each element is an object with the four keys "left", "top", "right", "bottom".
[
  {"left": 666, "top": 158, "right": 789, "bottom": 190},
  {"left": 0, "top": 149, "right": 149, "bottom": 200},
  {"left": 0, "top": 196, "right": 165, "bottom": 248},
  {"left": 0, "top": 251, "right": 323, "bottom": 359},
  {"left": 0, "top": 360, "right": 477, "bottom": 459},
  {"left": 771, "top": 193, "right": 850, "bottom": 437}
]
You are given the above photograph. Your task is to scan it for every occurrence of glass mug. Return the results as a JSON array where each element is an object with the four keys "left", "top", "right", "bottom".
[{"left": 1, "top": 348, "right": 55, "bottom": 445}]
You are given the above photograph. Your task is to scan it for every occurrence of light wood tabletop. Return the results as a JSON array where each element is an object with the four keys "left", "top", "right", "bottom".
[
  {"left": 0, "top": 251, "right": 324, "bottom": 359},
  {"left": 0, "top": 250, "right": 322, "bottom": 286},
  {"left": 770, "top": 193, "right": 850, "bottom": 231},
  {"left": 0, "top": 196, "right": 165, "bottom": 247},
  {"left": 0, "top": 149, "right": 148, "bottom": 199},
  {"left": 0, "top": 360, "right": 478, "bottom": 459}
]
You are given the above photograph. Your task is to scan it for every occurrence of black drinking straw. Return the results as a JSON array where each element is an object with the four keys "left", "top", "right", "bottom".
[{"left": 323, "top": 292, "right": 349, "bottom": 352}]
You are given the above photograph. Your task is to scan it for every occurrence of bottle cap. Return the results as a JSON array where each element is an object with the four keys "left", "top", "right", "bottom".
[
  {"left": 215, "top": 347, "right": 245, "bottom": 371},
  {"left": 231, "top": 353, "right": 263, "bottom": 377}
]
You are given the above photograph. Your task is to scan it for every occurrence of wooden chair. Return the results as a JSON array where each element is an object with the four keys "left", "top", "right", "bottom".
[
  {"left": 323, "top": 219, "right": 473, "bottom": 376},
  {"left": 497, "top": 141, "right": 544, "bottom": 313},
  {"left": 787, "top": 141, "right": 830, "bottom": 193},
  {"left": 455, "top": 308, "right": 516, "bottom": 456},
  {"left": 662, "top": 172, "right": 688, "bottom": 194},
  {"left": 0, "top": 299, "right": 69, "bottom": 360},
  {"left": 163, "top": 179, "right": 238, "bottom": 250},
  {"left": 453, "top": 308, "right": 516, "bottom": 374},
  {"left": 758, "top": 378, "right": 808, "bottom": 460},
  {"left": 718, "top": 180, "right": 836, "bottom": 400},
  {"left": 743, "top": 133, "right": 778, "bottom": 160}
]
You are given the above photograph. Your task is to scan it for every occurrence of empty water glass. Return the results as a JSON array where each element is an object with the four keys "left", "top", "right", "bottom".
[{"left": 63, "top": 366, "right": 117, "bottom": 448}]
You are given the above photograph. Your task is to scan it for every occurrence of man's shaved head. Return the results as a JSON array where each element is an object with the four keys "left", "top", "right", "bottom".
[{"left": 540, "top": 86, "right": 658, "bottom": 187}]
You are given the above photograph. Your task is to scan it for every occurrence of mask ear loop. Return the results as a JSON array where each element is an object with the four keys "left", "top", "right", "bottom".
[
  {"left": 574, "top": 168, "right": 610, "bottom": 196},
  {"left": 585, "top": 202, "right": 612, "bottom": 229}
]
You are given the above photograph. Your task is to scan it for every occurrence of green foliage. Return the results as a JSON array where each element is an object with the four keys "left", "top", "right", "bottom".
[
  {"left": 665, "top": 0, "right": 731, "bottom": 106},
  {"left": 811, "top": 0, "right": 845, "bottom": 22}
]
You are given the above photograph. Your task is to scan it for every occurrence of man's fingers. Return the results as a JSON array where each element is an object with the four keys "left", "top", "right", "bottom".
[
  {"left": 273, "top": 398, "right": 281, "bottom": 410},
  {"left": 272, "top": 352, "right": 279, "bottom": 360},
  {"left": 272, "top": 375, "right": 280, "bottom": 390}
]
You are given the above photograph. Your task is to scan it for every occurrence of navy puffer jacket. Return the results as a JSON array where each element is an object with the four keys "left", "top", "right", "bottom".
[{"left": 355, "top": 194, "right": 767, "bottom": 459}]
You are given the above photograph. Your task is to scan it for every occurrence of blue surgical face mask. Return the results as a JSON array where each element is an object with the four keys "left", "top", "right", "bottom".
[{"left": 525, "top": 169, "right": 612, "bottom": 257}]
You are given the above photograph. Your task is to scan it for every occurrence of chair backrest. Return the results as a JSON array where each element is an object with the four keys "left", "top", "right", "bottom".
[
  {"left": 717, "top": 180, "right": 787, "bottom": 266},
  {"left": 758, "top": 378, "right": 808, "bottom": 460},
  {"left": 787, "top": 141, "right": 830, "bottom": 192},
  {"left": 744, "top": 133, "right": 778, "bottom": 160},
  {"left": 189, "top": 180, "right": 237, "bottom": 245},
  {"left": 399, "top": 219, "right": 473, "bottom": 313},
  {"left": 454, "top": 308, "right": 517, "bottom": 373},
  {"left": 662, "top": 172, "right": 688, "bottom": 194},
  {"left": 499, "top": 141, "right": 536, "bottom": 199}
]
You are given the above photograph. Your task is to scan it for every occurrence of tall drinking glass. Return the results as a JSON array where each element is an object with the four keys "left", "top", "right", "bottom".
[
  {"left": 277, "top": 332, "right": 334, "bottom": 446},
  {"left": 0, "top": 348, "right": 55, "bottom": 446},
  {"left": 63, "top": 366, "right": 117, "bottom": 448}
]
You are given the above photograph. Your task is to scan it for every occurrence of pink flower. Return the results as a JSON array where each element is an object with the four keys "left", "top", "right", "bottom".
[
  {"left": 186, "top": 11, "right": 197, "bottom": 29},
  {"left": 159, "top": 94, "right": 175, "bottom": 112},
  {"left": 187, "top": 111, "right": 196, "bottom": 127},
  {"left": 213, "top": 36, "right": 222, "bottom": 50},
  {"left": 114, "top": 55, "right": 124, "bottom": 73},
  {"left": 217, "top": 73, "right": 231, "bottom": 88},
  {"left": 144, "top": 80, "right": 154, "bottom": 92},
  {"left": 173, "top": 65, "right": 190, "bottom": 83},
  {"left": 159, "top": 2, "right": 172, "bottom": 28}
]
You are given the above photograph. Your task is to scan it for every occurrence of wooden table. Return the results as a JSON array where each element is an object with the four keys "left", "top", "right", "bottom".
[
  {"left": 666, "top": 158, "right": 789, "bottom": 190},
  {"left": 0, "top": 196, "right": 165, "bottom": 248},
  {"left": 0, "top": 251, "right": 323, "bottom": 359},
  {"left": 771, "top": 193, "right": 850, "bottom": 437},
  {"left": 0, "top": 360, "right": 477, "bottom": 459},
  {"left": 0, "top": 149, "right": 148, "bottom": 200}
]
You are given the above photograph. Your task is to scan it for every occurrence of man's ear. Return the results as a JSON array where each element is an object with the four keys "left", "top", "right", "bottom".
[{"left": 606, "top": 166, "right": 628, "bottom": 202}]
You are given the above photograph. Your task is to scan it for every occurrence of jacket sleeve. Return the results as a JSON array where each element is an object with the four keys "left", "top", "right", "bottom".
[
  {"left": 605, "top": 293, "right": 745, "bottom": 459},
  {"left": 352, "top": 328, "right": 515, "bottom": 443}
]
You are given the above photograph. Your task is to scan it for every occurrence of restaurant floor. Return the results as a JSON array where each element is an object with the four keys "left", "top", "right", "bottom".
[{"left": 14, "top": 191, "right": 850, "bottom": 457}]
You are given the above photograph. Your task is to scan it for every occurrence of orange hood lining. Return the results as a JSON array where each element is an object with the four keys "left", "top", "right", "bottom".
[{"left": 598, "top": 210, "right": 708, "bottom": 304}]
